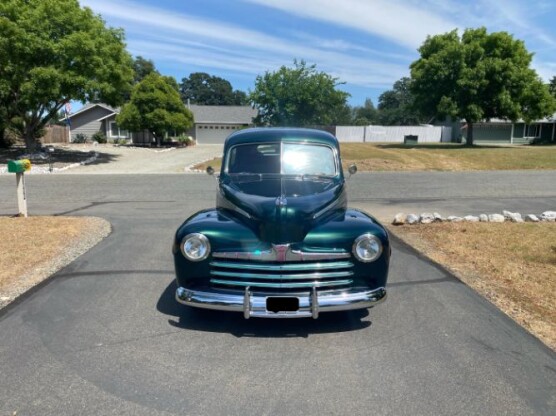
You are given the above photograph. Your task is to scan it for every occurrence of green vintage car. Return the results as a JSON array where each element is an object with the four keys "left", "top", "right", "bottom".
[{"left": 173, "top": 128, "right": 390, "bottom": 318}]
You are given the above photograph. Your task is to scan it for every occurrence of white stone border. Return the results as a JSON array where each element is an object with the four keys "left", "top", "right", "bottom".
[
  {"left": 184, "top": 156, "right": 218, "bottom": 173},
  {"left": 393, "top": 210, "right": 556, "bottom": 225},
  {"left": 0, "top": 151, "right": 99, "bottom": 175}
]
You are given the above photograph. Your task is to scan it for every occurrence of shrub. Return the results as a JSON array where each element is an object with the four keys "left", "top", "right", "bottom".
[
  {"left": 118, "top": 138, "right": 128, "bottom": 145},
  {"left": 177, "top": 134, "right": 195, "bottom": 146},
  {"left": 92, "top": 131, "right": 107, "bottom": 144},
  {"left": 73, "top": 133, "right": 88, "bottom": 143},
  {"left": 529, "top": 137, "right": 554, "bottom": 146}
]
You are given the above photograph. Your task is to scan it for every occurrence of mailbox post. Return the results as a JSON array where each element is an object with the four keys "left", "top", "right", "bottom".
[{"left": 7, "top": 159, "right": 31, "bottom": 217}]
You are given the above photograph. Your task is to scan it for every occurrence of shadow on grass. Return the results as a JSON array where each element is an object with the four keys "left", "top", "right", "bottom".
[
  {"left": 374, "top": 143, "right": 514, "bottom": 150},
  {"left": 0, "top": 146, "right": 119, "bottom": 166}
]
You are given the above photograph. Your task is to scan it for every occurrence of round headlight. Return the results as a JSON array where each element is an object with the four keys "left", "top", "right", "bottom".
[
  {"left": 353, "top": 234, "right": 382, "bottom": 263},
  {"left": 181, "top": 233, "right": 211, "bottom": 262}
]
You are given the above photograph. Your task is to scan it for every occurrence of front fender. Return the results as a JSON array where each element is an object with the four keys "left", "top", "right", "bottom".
[
  {"left": 303, "top": 209, "right": 390, "bottom": 288},
  {"left": 173, "top": 209, "right": 262, "bottom": 287}
]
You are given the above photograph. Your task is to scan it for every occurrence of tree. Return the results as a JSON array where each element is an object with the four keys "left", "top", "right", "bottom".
[
  {"left": 232, "top": 90, "right": 248, "bottom": 106},
  {"left": 133, "top": 56, "right": 159, "bottom": 84},
  {"left": 378, "top": 77, "right": 423, "bottom": 125},
  {"left": 250, "top": 60, "right": 350, "bottom": 126},
  {"left": 117, "top": 73, "right": 193, "bottom": 146},
  {"left": 548, "top": 76, "right": 556, "bottom": 99},
  {"left": 180, "top": 72, "right": 247, "bottom": 105},
  {"left": 352, "top": 98, "right": 378, "bottom": 125},
  {"left": 410, "top": 27, "right": 556, "bottom": 146},
  {"left": 0, "top": 0, "right": 134, "bottom": 150}
]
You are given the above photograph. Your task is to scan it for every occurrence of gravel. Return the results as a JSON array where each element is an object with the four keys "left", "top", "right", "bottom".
[{"left": 0, "top": 217, "right": 111, "bottom": 310}]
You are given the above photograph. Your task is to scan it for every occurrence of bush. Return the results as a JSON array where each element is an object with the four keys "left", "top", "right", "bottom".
[
  {"left": 92, "top": 131, "right": 107, "bottom": 144},
  {"left": 73, "top": 133, "right": 88, "bottom": 143},
  {"left": 529, "top": 137, "right": 554, "bottom": 146},
  {"left": 176, "top": 134, "right": 195, "bottom": 146},
  {"left": 118, "top": 138, "right": 128, "bottom": 145}
]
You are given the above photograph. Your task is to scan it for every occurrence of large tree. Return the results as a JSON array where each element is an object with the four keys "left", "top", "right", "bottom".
[
  {"left": 0, "top": 0, "right": 134, "bottom": 149},
  {"left": 180, "top": 72, "right": 247, "bottom": 105},
  {"left": 410, "top": 28, "right": 556, "bottom": 145},
  {"left": 548, "top": 76, "right": 556, "bottom": 99},
  {"left": 250, "top": 60, "right": 350, "bottom": 126},
  {"left": 133, "top": 56, "right": 159, "bottom": 84},
  {"left": 117, "top": 73, "right": 193, "bottom": 146},
  {"left": 352, "top": 98, "right": 378, "bottom": 125},
  {"left": 378, "top": 77, "right": 423, "bottom": 125}
]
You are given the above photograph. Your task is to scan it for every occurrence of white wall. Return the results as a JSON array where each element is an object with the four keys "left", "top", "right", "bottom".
[{"left": 336, "top": 125, "right": 452, "bottom": 143}]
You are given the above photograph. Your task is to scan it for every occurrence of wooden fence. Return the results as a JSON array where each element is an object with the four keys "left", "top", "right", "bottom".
[{"left": 41, "top": 125, "right": 70, "bottom": 144}]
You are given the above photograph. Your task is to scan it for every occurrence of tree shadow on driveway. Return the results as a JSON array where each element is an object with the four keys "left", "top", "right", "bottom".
[{"left": 156, "top": 280, "right": 372, "bottom": 338}]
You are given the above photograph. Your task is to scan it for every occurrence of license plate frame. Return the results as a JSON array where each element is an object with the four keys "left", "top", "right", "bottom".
[{"left": 266, "top": 297, "right": 300, "bottom": 313}]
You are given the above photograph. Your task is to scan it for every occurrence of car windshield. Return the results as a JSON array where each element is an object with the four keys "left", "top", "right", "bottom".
[{"left": 226, "top": 142, "right": 337, "bottom": 177}]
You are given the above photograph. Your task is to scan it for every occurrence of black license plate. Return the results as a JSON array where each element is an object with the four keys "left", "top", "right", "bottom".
[{"left": 266, "top": 297, "right": 299, "bottom": 313}]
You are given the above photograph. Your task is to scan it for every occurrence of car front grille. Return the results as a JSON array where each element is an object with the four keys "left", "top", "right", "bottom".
[{"left": 209, "top": 260, "right": 354, "bottom": 291}]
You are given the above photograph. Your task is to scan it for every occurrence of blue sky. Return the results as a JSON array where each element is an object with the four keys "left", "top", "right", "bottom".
[{"left": 81, "top": 0, "right": 556, "bottom": 106}]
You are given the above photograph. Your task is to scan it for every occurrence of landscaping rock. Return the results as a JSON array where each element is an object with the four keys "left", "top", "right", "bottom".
[
  {"left": 488, "top": 214, "right": 505, "bottom": 223},
  {"left": 420, "top": 213, "right": 435, "bottom": 224},
  {"left": 525, "top": 214, "right": 540, "bottom": 222},
  {"left": 479, "top": 214, "right": 489, "bottom": 222},
  {"left": 503, "top": 210, "right": 524, "bottom": 222},
  {"left": 433, "top": 212, "right": 443, "bottom": 222},
  {"left": 464, "top": 215, "right": 480, "bottom": 222},
  {"left": 540, "top": 211, "right": 556, "bottom": 222},
  {"left": 392, "top": 213, "right": 406, "bottom": 225},
  {"left": 447, "top": 216, "right": 463, "bottom": 222},
  {"left": 406, "top": 214, "right": 420, "bottom": 225}
]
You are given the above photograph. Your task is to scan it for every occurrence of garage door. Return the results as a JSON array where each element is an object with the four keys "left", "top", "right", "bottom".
[{"left": 196, "top": 124, "right": 240, "bottom": 144}]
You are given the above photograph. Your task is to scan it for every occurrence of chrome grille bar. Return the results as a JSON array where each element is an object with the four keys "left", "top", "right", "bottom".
[
  {"left": 210, "top": 261, "right": 353, "bottom": 271},
  {"left": 210, "top": 278, "right": 353, "bottom": 289},
  {"left": 212, "top": 247, "right": 350, "bottom": 262},
  {"left": 210, "top": 270, "right": 353, "bottom": 280}
]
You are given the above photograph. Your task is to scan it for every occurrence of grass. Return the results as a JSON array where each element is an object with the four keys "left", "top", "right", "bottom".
[
  {"left": 194, "top": 157, "right": 222, "bottom": 172},
  {"left": 390, "top": 222, "right": 556, "bottom": 350},
  {"left": 192, "top": 143, "right": 556, "bottom": 172},
  {"left": 0, "top": 217, "right": 98, "bottom": 295},
  {"left": 341, "top": 143, "right": 556, "bottom": 171}
]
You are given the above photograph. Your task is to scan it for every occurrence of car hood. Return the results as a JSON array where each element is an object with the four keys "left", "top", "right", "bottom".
[{"left": 218, "top": 177, "right": 347, "bottom": 243}]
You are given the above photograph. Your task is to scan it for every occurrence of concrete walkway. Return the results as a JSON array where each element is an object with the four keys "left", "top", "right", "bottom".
[{"left": 62, "top": 144, "right": 222, "bottom": 174}]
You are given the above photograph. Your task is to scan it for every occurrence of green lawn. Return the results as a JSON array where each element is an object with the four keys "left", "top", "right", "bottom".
[{"left": 194, "top": 143, "right": 556, "bottom": 172}]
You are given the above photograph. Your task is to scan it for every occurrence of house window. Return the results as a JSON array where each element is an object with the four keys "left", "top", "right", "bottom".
[
  {"left": 525, "top": 124, "right": 540, "bottom": 138},
  {"left": 109, "top": 121, "right": 129, "bottom": 138}
]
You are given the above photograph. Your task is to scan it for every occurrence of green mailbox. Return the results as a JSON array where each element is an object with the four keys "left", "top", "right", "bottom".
[{"left": 8, "top": 159, "right": 31, "bottom": 173}]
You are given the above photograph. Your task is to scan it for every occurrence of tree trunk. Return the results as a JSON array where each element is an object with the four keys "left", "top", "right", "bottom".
[
  {"left": 0, "top": 126, "right": 8, "bottom": 148},
  {"left": 466, "top": 121, "right": 474, "bottom": 146},
  {"left": 152, "top": 133, "right": 161, "bottom": 147},
  {"left": 24, "top": 125, "right": 40, "bottom": 152}
]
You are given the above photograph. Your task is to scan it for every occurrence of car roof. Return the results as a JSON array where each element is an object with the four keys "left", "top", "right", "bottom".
[{"left": 224, "top": 128, "right": 339, "bottom": 149}]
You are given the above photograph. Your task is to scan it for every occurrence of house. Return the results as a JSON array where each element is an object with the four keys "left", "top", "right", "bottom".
[
  {"left": 63, "top": 103, "right": 257, "bottom": 145},
  {"left": 462, "top": 114, "right": 556, "bottom": 144},
  {"left": 187, "top": 105, "right": 258, "bottom": 144},
  {"left": 62, "top": 103, "right": 127, "bottom": 141}
]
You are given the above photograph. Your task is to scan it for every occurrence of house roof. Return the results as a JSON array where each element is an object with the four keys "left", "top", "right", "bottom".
[
  {"left": 189, "top": 105, "right": 257, "bottom": 124},
  {"left": 61, "top": 103, "right": 118, "bottom": 120},
  {"left": 62, "top": 102, "right": 257, "bottom": 125},
  {"left": 97, "top": 112, "right": 118, "bottom": 121},
  {"left": 482, "top": 112, "right": 556, "bottom": 124}
]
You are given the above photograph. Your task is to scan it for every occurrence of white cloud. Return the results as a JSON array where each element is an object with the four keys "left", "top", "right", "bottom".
[
  {"left": 81, "top": 0, "right": 409, "bottom": 89},
  {"left": 244, "top": 0, "right": 458, "bottom": 49}
]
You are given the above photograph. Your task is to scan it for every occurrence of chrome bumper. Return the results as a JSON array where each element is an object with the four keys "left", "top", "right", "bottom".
[{"left": 175, "top": 286, "right": 386, "bottom": 319}]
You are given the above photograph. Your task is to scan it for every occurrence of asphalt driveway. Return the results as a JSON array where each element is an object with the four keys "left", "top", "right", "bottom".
[{"left": 0, "top": 173, "right": 554, "bottom": 415}]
